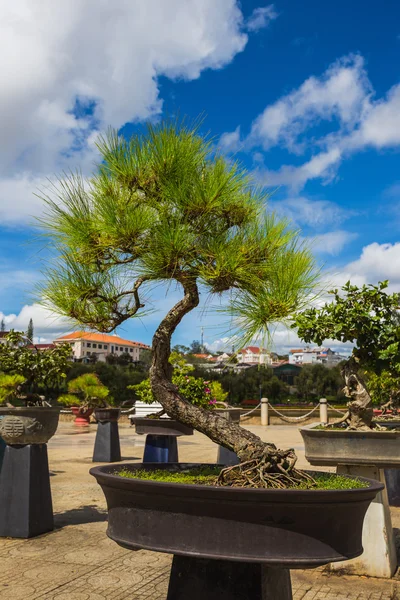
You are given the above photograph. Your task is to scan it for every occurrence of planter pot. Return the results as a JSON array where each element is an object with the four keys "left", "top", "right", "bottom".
[
  {"left": 300, "top": 423, "right": 398, "bottom": 578},
  {"left": 0, "top": 407, "right": 60, "bottom": 539},
  {"left": 93, "top": 408, "right": 121, "bottom": 463},
  {"left": 90, "top": 462, "right": 382, "bottom": 600},
  {"left": 94, "top": 408, "right": 121, "bottom": 423},
  {"left": 374, "top": 418, "right": 400, "bottom": 429},
  {"left": 132, "top": 418, "right": 194, "bottom": 464},
  {"left": 71, "top": 406, "right": 93, "bottom": 426},
  {"left": 300, "top": 423, "right": 400, "bottom": 468},
  {"left": 131, "top": 417, "right": 193, "bottom": 437},
  {"left": 0, "top": 407, "right": 60, "bottom": 445}
]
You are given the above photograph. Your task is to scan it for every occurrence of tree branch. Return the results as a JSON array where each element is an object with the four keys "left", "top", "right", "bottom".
[{"left": 149, "top": 279, "right": 276, "bottom": 461}]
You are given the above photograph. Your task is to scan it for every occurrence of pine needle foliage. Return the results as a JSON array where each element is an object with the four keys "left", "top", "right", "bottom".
[{"left": 37, "top": 119, "right": 318, "bottom": 340}]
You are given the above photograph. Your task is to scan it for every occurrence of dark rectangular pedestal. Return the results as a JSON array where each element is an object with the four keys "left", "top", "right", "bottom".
[
  {"left": 93, "top": 421, "right": 121, "bottom": 462},
  {"left": 0, "top": 444, "right": 54, "bottom": 538},
  {"left": 143, "top": 434, "right": 178, "bottom": 463},
  {"left": 167, "top": 555, "right": 292, "bottom": 600}
]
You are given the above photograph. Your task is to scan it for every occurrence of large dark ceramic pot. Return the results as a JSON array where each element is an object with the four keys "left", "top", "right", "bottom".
[
  {"left": 0, "top": 407, "right": 60, "bottom": 539},
  {"left": 131, "top": 418, "right": 193, "bottom": 464},
  {"left": 90, "top": 462, "right": 382, "bottom": 600},
  {"left": 93, "top": 408, "right": 122, "bottom": 463}
]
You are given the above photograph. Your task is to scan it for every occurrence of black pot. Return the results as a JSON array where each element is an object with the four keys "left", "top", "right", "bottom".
[
  {"left": 131, "top": 417, "right": 193, "bottom": 436},
  {"left": 94, "top": 408, "right": 121, "bottom": 423},
  {"left": 90, "top": 462, "right": 383, "bottom": 569}
]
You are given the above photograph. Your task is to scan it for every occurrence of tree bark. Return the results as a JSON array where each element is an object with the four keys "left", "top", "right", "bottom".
[
  {"left": 149, "top": 281, "right": 277, "bottom": 462},
  {"left": 341, "top": 358, "right": 374, "bottom": 430}
]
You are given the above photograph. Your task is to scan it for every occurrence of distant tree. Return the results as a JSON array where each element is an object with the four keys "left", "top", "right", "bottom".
[
  {"left": 66, "top": 362, "right": 147, "bottom": 404},
  {"left": 0, "top": 319, "right": 5, "bottom": 332},
  {"left": 87, "top": 352, "right": 98, "bottom": 364},
  {"left": 26, "top": 318, "right": 34, "bottom": 343},
  {"left": 117, "top": 351, "right": 133, "bottom": 366},
  {"left": 172, "top": 344, "right": 190, "bottom": 355},
  {"left": 294, "top": 364, "right": 345, "bottom": 403},
  {"left": 190, "top": 340, "right": 203, "bottom": 354}
]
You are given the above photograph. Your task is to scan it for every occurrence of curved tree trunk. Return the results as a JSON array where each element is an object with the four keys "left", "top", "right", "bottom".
[
  {"left": 149, "top": 281, "right": 279, "bottom": 463},
  {"left": 341, "top": 358, "right": 373, "bottom": 430}
]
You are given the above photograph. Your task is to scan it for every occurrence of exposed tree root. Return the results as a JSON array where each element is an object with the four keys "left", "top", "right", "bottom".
[{"left": 216, "top": 447, "right": 317, "bottom": 489}]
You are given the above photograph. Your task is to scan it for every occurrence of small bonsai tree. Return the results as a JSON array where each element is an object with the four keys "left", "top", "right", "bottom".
[
  {"left": 295, "top": 281, "right": 400, "bottom": 430},
  {"left": 59, "top": 373, "right": 111, "bottom": 411},
  {"left": 0, "top": 374, "right": 27, "bottom": 406},
  {"left": 0, "top": 331, "right": 71, "bottom": 405},
  {"left": 38, "top": 120, "right": 318, "bottom": 487},
  {"left": 131, "top": 351, "right": 228, "bottom": 414}
]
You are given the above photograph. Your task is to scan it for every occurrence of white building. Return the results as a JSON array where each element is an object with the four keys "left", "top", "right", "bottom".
[
  {"left": 54, "top": 332, "right": 150, "bottom": 362},
  {"left": 289, "top": 347, "right": 345, "bottom": 367},
  {"left": 238, "top": 347, "right": 272, "bottom": 366}
]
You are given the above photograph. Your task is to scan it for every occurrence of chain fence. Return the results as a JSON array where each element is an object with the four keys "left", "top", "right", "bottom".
[
  {"left": 239, "top": 403, "right": 262, "bottom": 418},
  {"left": 266, "top": 402, "right": 321, "bottom": 423}
]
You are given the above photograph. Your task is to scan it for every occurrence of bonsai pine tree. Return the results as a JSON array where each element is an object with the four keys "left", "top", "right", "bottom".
[
  {"left": 295, "top": 281, "right": 400, "bottom": 430},
  {"left": 38, "top": 120, "right": 318, "bottom": 486},
  {"left": 59, "top": 373, "right": 111, "bottom": 410}
]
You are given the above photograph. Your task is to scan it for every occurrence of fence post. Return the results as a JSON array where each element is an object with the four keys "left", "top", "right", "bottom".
[
  {"left": 261, "top": 398, "right": 269, "bottom": 426},
  {"left": 319, "top": 398, "right": 328, "bottom": 425}
]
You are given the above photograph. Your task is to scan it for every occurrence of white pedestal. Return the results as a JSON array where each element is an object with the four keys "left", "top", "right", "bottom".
[{"left": 330, "top": 465, "right": 397, "bottom": 578}]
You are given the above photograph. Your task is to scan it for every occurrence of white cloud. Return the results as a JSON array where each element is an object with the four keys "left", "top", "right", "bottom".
[
  {"left": 0, "top": 0, "right": 252, "bottom": 225},
  {"left": 349, "top": 84, "right": 400, "bottom": 150},
  {"left": 218, "top": 126, "right": 241, "bottom": 153},
  {"left": 309, "top": 230, "right": 358, "bottom": 255},
  {"left": 256, "top": 147, "right": 342, "bottom": 189},
  {"left": 271, "top": 196, "right": 352, "bottom": 229},
  {"left": 343, "top": 242, "right": 400, "bottom": 288},
  {"left": 0, "top": 304, "right": 73, "bottom": 343},
  {"left": 221, "top": 54, "right": 400, "bottom": 190},
  {"left": 245, "top": 5, "right": 278, "bottom": 33},
  {"left": 249, "top": 55, "right": 370, "bottom": 151}
]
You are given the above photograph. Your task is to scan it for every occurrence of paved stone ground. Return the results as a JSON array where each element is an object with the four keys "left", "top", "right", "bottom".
[{"left": 0, "top": 422, "right": 399, "bottom": 599}]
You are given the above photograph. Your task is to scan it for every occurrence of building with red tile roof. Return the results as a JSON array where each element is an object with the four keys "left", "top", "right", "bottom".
[{"left": 54, "top": 331, "right": 150, "bottom": 363}]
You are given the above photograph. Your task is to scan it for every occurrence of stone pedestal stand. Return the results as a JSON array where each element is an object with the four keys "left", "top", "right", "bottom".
[
  {"left": 0, "top": 444, "right": 54, "bottom": 538},
  {"left": 131, "top": 418, "right": 193, "bottom": 464},
  {"left": 385, "top": 469, "right": 400, "bottom": 506},
  {"left": 300, "top": 424, "right": 400, "bottom": 578},
  {"left": 143, "top": 434, "right": 178, "bottom": 463},
  {"left": 215, "top": 409, "right": 241, "bottom": 466},
  {"left": 330, "top": 465, "right": 396, "bottom": 578},
  {"left": 167, "top": 556, "right": 292, "bottom": 600},
  {"left": 93, "top": 421, "right": 121, "bottom": 462},
  {"left": 217, "top": 445, "right": 240, "bottom": 466}
]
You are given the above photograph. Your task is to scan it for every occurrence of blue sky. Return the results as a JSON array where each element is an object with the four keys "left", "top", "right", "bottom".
[{"left": 1, "top": 0, "right": 400, "bottom": 353}]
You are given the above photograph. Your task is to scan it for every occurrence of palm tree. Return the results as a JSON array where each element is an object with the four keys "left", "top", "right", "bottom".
[{"left": 38, "top": 120, "right": 318, "bottom": 485}]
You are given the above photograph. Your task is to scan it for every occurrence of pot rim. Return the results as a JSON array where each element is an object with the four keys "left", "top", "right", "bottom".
[
  {"left": 300, "top": 422, "right": 400, "bottom": 437},
  {"left": 90, "top": 462, "right": 383, "bottom": 500}
]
